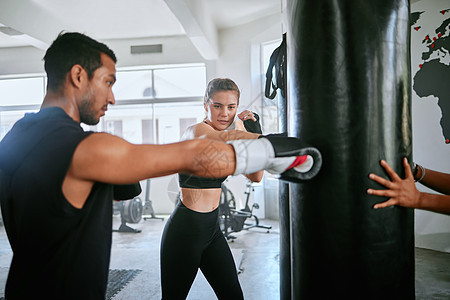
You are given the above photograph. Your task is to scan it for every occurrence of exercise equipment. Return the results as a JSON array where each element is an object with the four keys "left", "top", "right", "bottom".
[
  {"left": 113, "top": 197, "right": 143, "bottom": 233},
  {"left": 218, "top": 181, "right": 271, "bottom": 241},
  {"left": 142, "top": 179, "right": 164, "bottom": 221},
  {"left": 113, "top": 180, "right": 164, "bottom": 232},
  {"left": 113, "top": 183, "right": 143, "bottom": 233},
  {"left": 285, "top": 0, "right": 414, "bottom": 298}
]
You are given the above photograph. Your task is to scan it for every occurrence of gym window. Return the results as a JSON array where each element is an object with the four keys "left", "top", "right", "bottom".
[{"left": 0, "top": 63, "right": 206, "bottom": 143}]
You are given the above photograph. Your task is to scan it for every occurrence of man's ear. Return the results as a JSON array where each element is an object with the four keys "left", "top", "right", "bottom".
[{"left": 69, "top": 64, "right": 86, "bottom": 88}]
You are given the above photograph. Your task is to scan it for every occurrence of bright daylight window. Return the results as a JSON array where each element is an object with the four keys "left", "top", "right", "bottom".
[
  {"left": 0, "top": 76, "right": 44, "bottom": 139},
  {"left": 261, "top": 39, "right": 282, "bottom": 134},
  {"left": 0, "top": 76, "right": 45, "bottom": 106},
  {"left": 113, "top": 70, "right": 154, "bottom": 100},
  {"left": 0, "top": 64, "right": 206, "bottom": 143}
]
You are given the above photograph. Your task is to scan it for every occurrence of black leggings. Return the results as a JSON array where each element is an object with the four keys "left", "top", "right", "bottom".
[{"left": 160, "top": 201, "right": 243, "bottom": 300}]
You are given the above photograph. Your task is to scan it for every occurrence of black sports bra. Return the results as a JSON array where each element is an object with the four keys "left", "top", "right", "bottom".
[
  {"left": 178, "top": 173, "right": 227, "bottom": 189},
  {"left": 178, "top": 121, "right": 227, "bottom": 189}
]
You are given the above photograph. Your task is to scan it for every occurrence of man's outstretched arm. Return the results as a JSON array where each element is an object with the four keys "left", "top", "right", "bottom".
[
  {"left": 70, "top": 133, "right": 236, "bottom": 185},
  {"left": 63, "top": 133, "right": 236, "bottom": 208},
  {"left": 64, "top": 133, "right": 321, "bottom": 208}
]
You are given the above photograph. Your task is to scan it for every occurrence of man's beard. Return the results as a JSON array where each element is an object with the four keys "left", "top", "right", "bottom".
[{"left": 79, "top": 88, "right": 100, "bottom": 125}]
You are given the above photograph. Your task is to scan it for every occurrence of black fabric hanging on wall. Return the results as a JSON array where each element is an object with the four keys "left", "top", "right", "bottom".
[{"left": 285, "top": 0, "right": 414, "bottom": 298}]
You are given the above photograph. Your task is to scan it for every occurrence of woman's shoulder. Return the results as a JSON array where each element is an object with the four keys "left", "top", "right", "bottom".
[{"left": 181, "top": 122, "right": 212, "bottom": 140}]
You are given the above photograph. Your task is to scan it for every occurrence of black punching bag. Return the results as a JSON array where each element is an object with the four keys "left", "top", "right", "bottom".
[
  {"left": 286, "top": 1, "right": 414, "bottom": 299},
  {"left": 264, "top": 33, "right": 291, "bottom": 300},
  {"left": 265, "top": 33, "right": 292, "bottom": 300},
  {"left": 276, "top": 34, "right": 291, "bottom": 300}
]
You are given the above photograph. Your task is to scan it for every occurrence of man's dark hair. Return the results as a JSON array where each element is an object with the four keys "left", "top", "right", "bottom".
[{"left": 43, "top": 32, "right": 117, "bottom": 91}]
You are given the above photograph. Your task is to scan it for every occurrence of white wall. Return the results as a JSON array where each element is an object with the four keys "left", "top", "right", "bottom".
[
  {"left": 215, "top": 13, "right": 283, "bottom": 113},
  {"left": 206, "top": 13, "right": 284, "bottom": 219},
  {"left": 411, "top": 0, "right": 450, "bottom": 252}
]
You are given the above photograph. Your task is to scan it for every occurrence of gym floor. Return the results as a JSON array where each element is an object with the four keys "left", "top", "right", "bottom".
[{"left": 0, "top": 215, "right": 448, "bottom": 299}]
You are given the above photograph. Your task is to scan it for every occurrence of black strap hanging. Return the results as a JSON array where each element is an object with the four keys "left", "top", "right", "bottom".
[{"left": 265, "top": 33, "right": 287, "bottom": 99}]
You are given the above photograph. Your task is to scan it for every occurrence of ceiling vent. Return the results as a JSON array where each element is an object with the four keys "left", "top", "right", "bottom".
[{"left": 130, "top": 44, "right": 163, "bottom": 54}]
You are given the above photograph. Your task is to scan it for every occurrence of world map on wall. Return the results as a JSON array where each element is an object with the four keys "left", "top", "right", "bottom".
[{"left": 411, "top": 8, "right": 450, "bottom": 144}]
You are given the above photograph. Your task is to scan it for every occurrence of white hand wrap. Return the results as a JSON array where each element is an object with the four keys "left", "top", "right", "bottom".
[
  {"left": 294, "top": 155, "right": 314, "bottom": 173},
  {"left": 227, "top": 139, "right": 296, "bottom": 175}
]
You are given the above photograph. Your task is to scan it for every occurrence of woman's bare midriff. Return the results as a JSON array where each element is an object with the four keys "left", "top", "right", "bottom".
[{"left": 181, "top": 187, "right": 222, "bottom": 212}]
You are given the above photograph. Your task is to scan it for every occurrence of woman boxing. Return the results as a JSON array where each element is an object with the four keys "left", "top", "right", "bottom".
[{"left": 159, "top": 78, "right": 263, "bottom": 299}]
